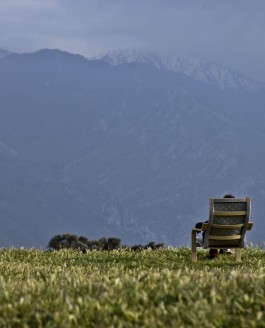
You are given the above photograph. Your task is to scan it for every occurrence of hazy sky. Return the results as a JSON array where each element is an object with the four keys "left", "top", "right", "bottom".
[{"left": 0, "top": 0, "right": 265, "bottom": 82}]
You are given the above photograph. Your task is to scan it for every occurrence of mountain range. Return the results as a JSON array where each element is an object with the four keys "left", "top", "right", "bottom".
[
  {"left": 0, "top": 48, "right": 264, "bottom": 248},
  {"left": 94, "top": 49, "right": 263, "bottom": 93}
]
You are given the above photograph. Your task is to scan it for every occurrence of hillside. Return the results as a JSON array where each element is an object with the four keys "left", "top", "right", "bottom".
[
  {"left": 94, "top": 49, "right": 263, "bottom": 93},
  {"left": 0, "top": 49, "right": 264, "bottom": 247}
]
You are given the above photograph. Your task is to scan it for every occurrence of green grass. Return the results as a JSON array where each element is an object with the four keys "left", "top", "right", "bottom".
[{"left": 0, "top": 247, "right": 264, "bottom": 327}]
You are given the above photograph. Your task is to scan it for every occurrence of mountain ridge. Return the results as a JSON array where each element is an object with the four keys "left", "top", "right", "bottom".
[
  {"left": 0, "top": 48, "right": 11, "bottom": 58},
  {"left": 0, "top": 48, "right": 264, "bottom": 247},
  {"left": 92, "top": 48, "right": 263, "bottom": 94}
]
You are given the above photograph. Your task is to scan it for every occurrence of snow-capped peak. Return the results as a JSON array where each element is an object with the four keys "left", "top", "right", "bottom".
[
  {"left": 92, "top": 49, "right": 164, "bottom": 68},
  {"left": 91, "top": 49, "right": 262, "bottom": 94}
]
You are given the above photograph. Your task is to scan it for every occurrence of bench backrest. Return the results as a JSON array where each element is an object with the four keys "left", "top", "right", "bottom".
[{"left": 203, "top": 197, "right": 251, "bottom": 248}]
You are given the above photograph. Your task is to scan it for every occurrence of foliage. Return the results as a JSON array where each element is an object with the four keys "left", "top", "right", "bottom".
[
  {"left": 48, "top": 234, "right": 87, "bottom": 251},
  {"left": 48, "top": 234, "right": 122, "bottom": 251},
  {"left": 0, "top": 247, "right": 264, "bottom": 327},
  {"left": 48, "top": 234, "right": 164, "bottom": 252}
]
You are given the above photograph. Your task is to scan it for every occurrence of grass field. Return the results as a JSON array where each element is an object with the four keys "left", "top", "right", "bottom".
[{"left": 0, "top": 247, "right": 264, "bottom": 327}]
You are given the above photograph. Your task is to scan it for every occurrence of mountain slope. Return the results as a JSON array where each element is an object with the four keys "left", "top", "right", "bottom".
[
  {"left": 0, "top": 49, "right": 264, "bottom": 247},
  {"left": 94, "top": 49, "right": 263, "bottom": 94}
]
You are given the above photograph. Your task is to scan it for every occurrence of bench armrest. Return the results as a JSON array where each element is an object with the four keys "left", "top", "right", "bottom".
[{"left": 192, "top": 228, "right": 202, "bottom": 232}]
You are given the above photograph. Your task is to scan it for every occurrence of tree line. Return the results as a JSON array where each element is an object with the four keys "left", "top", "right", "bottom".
[{"left": 48, "top": 234, "right": 165, "bottom": 253}]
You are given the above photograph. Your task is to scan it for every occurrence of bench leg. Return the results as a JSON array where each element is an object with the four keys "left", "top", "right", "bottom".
[
  {"left": 235, "top": 248, "right": 241, "bottom": 262},
  {"left": 191, "top": 230, "right": 197, "bottom": 262}
]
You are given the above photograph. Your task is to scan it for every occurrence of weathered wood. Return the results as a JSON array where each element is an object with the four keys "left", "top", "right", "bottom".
[
  {"left": 214, "top": 211, "right": 246, "bottom": 216},
  {"left": 213, "top": 198, "right": 248, "bottom": 203},
  {"left": 201, "top": 223, "right": 208, "bottom": 231},
  {"left": 191, "top": 229, "right": 197, "bottom": 262},
  {"left": 211, "top": 223, "right": 244, "bottom": 229},
  {"left": 192, "top": 228, "right": 202, "bottom": 232},
  {"left": 191, "top": 197, "right": 252, "bottom": 261},
  {"left": 203, "top": 223, "right": 245, "bottom": 229},
  {"left": 209, "top": 235, "right": 241, "bottom": 240},
  {"left": 235, "top": 248, "right": 242, "bottom": 262}
]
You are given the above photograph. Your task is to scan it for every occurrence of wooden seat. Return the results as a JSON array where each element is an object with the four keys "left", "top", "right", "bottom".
[{"left": 191, "top": 197, "right": 253, "bottom": 262}]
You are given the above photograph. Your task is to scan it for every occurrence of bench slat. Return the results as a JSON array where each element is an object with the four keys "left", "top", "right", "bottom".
[
  {"left": 209, "top": 235, "right": 241, "bottom": 240},
  {"left": 214, "top": 211, "right": 246, "bottom": 216}
]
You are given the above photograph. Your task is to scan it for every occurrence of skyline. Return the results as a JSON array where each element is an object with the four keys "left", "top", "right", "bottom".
[{"left": 0, "top": 0, "right": 265, "bottom": 82}]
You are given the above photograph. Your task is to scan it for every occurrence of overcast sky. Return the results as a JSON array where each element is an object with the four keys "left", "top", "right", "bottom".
[{"left": 0, "top": 0, "right": 265, "bottom": 82}]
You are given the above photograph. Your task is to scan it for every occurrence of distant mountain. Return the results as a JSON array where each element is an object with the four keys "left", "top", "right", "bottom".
[
  {"left": 0, "top": 49, "right": 11, "bottom": 59},
  {"left": 94, "top": 49, "right": 263, "bottom": 94},
  {"left": 0, "top": 48, "right": 264, "bottom": 248}
]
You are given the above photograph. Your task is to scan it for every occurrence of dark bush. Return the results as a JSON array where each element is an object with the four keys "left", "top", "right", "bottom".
[
  {"left": 130, "top": 244, "right": 144, "bottom": 251},
  {"left": 48, "top": 234, "right": 165, "bottom": 252}
]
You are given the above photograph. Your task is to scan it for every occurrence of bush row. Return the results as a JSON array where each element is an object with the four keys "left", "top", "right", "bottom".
[{"left": 48, "top": 234, "right": 165, "bottom": 252}]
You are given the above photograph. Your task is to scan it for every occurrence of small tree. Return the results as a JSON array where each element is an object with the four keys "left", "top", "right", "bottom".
[
  {"left": 48, "top": 234, "right": 65, "bottom": 250},
  {"left": 78, "top": 236, "right": 89, "bottom": 245},
  {"left": 98, "top": 237, "right": 108, "bottom": 250},
  {"left": 48, "top": 234, "right": 78, "bottom": 250},
  {"left": 106, "top": 237, "right": 121, "bottom": 250},
  {"left": 145, "top": 242, "right": 156, "bottom": 250},
  {"left": 154, "top": 243, "right": 165, "bottom": 249},
  {"left": 64, "top": 234, "right": 78, "bottom": 244},
  {"left": 130, "top": 244, "right": 143, "bottom": 251}
]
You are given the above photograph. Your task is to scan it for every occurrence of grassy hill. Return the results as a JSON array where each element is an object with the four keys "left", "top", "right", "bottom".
[{"left": 0, "top": 247, "right": 264, "bottom": 327}]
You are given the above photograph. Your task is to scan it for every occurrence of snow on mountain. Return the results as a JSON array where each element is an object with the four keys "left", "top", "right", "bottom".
[
  {"left": 92, "top": 49, "right": 263, "bottom": 94},
  {"left": 93, "top": 49, "right": 164, "bottom": 68},
  {"left": 0, "top": 48, "right": 264, "bottom": 247}
]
